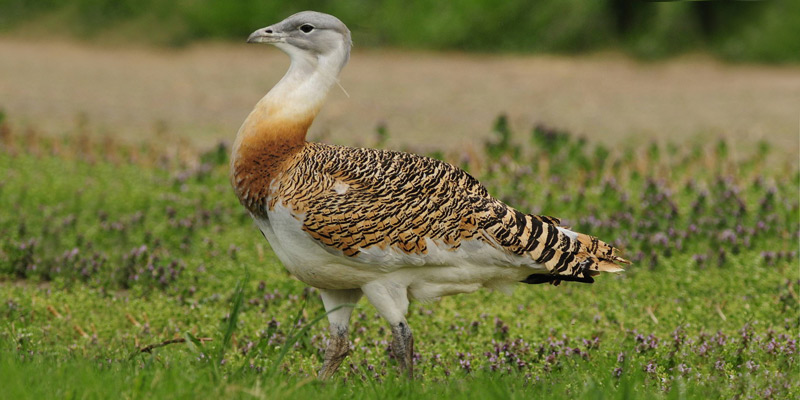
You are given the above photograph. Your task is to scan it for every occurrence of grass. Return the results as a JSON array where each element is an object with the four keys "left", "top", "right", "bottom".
[{"left": 0, "top": 113, "right": 798, "bottom": 399}]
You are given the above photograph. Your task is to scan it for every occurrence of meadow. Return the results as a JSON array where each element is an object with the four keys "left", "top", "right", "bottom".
[{"left": 0, "top": 112, "right": 797, "bottom": 399}]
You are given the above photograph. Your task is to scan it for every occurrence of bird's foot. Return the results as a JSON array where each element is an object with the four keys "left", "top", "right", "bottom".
[
  {"left": 391, "top": 321, "right": 414, "bottom": 379},
  {"left": 318, "top": 327, "right": 350, "bottom": 380}
]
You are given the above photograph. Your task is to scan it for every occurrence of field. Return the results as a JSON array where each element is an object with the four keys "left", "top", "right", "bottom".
[
  {"left": 0, "top": 108, "right": 797, "bottom": 398},
  {"left": 2, "top": 39, "right": 799, "bottom": 153}
]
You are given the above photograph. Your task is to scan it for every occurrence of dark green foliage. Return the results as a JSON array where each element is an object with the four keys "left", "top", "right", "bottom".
[{"left": 0, "top": 0, "right": 797, "bottom": 61}]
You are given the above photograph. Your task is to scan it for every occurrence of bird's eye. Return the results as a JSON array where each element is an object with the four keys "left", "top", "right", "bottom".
[{"left": 300, "top": 24, "right": 314, "bottom": 33}]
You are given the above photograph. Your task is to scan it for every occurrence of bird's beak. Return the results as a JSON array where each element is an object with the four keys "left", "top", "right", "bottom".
[{"left": 247, "top": 27, "right": 286, "bottom": 44}]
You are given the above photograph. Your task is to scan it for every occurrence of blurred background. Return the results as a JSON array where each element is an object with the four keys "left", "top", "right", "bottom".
[{"left": 0, "top": 0, "right": 798, "bottom": 151}]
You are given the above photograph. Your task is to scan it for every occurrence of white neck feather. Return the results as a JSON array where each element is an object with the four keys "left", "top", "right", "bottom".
[{"left": 257, "top": 43, "right": 349, "bottom": 121}]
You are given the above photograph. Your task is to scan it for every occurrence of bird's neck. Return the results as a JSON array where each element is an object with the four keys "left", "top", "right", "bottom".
[
  {"left": 231, "top": 53, "right": 344, "bottom": 216},
  {"left": 235, "top": 54, "right": 342, "bottom": 148}
]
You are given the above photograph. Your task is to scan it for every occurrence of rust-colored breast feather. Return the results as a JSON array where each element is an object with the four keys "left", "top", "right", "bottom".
[
  {"left": 268, "top": 143, "right": 628, "bottom": 279},
  {"left": 231, "top": 117, "right": 311, "bottom": 217}
]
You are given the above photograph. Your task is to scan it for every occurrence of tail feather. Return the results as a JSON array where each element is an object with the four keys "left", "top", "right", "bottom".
[
  {"left": 481, "top": 203, "right": 628, "bottom": 285},
  {"left": 517, "top": 215, "right": 629, "bottom": 285},
  {"left": 596, "top": 260, "right": 625, "bottom": 274},
  {"left": 575, "top": 232, "right": 631, "bottom": 266}
]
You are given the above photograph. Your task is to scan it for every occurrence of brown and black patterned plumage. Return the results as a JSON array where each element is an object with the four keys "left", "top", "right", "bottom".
[{"left": 235, "top": 141, "right": 628, "bottom": 284}]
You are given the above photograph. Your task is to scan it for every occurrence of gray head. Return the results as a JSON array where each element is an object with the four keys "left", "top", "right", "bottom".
[{"left": 248, "top": 11, "right": 351, "bottom": 71}]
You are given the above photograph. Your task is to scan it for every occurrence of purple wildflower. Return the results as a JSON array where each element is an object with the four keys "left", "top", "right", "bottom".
[{"left": 643, "top": 362, "right": 657, "bottom": 374}]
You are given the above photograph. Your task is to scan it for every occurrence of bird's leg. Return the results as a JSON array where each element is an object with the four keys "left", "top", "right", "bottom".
[
  {"left": 391, "top": 320, "right": 414, "bottom": 378},
  {"left": 318, "top": 288, "right": 362, "bottom": 380},
  {"left": 361, "top": 281, "right": 414, "bottom": 378}
]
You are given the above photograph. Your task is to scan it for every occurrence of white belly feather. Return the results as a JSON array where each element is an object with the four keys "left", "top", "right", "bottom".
[{"left": 254, "top": 202, "right": 547, "bottom": 301}]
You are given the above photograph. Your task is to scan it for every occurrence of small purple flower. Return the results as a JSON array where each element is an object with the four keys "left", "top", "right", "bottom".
[
  {"left": 459, "top": 359, "right": 471, "bottom": 373},
  {"left": 718, "top": 229, "right": 736, "bottom": 244},
  {"left": 785, "top": 339, "right": 796, "bottom": 355},
  {"left": 241, "top": 341, "right": 254, "bottom": 355},
  {"left": 739, "top": 324, "right": 753, "bottom": 348},
  {"left": 765, "top": 338, "right": 778, "bottom": 354},
  {"left": 714, "top": 331, "right": 727, "bottom": 346},
  {"left": 643, "top": 362, "right": 657, "bottom": 374},
  {"left": 650, "top": 232, "right": 668, "bottom": 247},
  {"left": 743, "top": 360, "right": 759, "bottom": 372},
  {"left": 672, "top": 326, "right": 685, "bottom": 346},
  {"left": 697, "top": 343, "right": 709, "bottom": 356}
]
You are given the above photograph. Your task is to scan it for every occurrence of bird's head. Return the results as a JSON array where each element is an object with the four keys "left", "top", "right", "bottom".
[{"left": 247, "top": 11, "right": 351, "bottom": 73}]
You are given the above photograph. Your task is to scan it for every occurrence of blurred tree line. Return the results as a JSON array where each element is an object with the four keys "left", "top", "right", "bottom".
[{"left": 0, "top": 0, "right": 796, "bottom": 62}]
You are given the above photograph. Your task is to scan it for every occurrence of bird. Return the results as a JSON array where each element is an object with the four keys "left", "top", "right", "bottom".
[{"left": 231, "top": 11, "right": 629, "bottom": 379}]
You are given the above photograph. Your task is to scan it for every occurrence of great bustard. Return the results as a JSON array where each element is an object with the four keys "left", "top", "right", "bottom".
[{"left": 232, "top": 11, "right": 628, "bottom": 379}]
